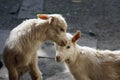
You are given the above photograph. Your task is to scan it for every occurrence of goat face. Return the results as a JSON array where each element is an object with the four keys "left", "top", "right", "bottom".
[
  {"left": 37, "top": 14, "right": 68, "bottom": 46},
  {"left": 55, "top": 31, "right": 81, "bottom": 62}
]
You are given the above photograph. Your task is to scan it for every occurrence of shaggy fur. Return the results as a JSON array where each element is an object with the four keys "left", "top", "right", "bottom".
[
  {"left": 3, "top": 14, "right": 68, "bottom": 80},
  {"left": 55, "top": 31, "right": 120, "bottom": 80}
]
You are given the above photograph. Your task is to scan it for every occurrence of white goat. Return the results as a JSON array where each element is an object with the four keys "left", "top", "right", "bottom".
[
  {"left": 3, "top": 14, "right": 68, "bottom": 80},
  {"left": 55, "top": 31, "right": 120, "bottom": 80}
]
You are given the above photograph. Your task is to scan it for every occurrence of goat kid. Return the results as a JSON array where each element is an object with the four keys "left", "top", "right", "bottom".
[
  {"left": 3, "top": 14, "right": 68, "bottom": 80},
  {"left": 55, "top": 31, "right": 120, "bottom": 80}
]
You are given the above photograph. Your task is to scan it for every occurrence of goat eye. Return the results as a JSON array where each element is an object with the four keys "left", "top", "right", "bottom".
[
  {"left": 60, "top": 28, "right": 64, "bottom": 32},
  {"left": 66, "top": 46, "right": 70, "bottom": 49}
]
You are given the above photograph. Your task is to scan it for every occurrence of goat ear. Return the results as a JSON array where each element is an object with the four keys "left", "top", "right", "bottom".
[
  {"left": 37, "top": 14, "right": 49, "bottom": 20},
  {"left": 72, "top": 31, "right": 81, "bottom": 43},
  {"left": 48, "top": 17, "right": 54, "bottom": 24},
  {"left": 37, "top": 14, "right": 54, "bottom": 24}
]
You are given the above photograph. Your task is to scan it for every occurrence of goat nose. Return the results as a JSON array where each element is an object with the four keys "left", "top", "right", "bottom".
[{"left": 56, "top": 56, "right": 61, "bottom": 62}]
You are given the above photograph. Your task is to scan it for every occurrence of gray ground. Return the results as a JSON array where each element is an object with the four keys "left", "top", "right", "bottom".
[{"left": 0, "top": 0, "right": 120, "bottom": 80}]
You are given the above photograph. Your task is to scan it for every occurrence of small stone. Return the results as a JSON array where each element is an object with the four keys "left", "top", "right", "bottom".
[
  {"left": 88, "top": 30, "right": 96, "bottom": 37},
  {"left": 66, "top": 13, "right": 70, "bottom": 16}
]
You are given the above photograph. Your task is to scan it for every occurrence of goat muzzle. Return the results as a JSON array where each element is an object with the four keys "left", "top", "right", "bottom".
[{"left": 56, "top": 56, "right": 61, "bottom": 62}]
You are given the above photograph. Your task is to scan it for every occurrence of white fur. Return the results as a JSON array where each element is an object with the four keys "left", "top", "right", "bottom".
[
  {"left": 55, "top": 33, "right": 120, "bottom": 80},
  {"left": 3, "top": 14, "right": 68, "bottom": 80}
]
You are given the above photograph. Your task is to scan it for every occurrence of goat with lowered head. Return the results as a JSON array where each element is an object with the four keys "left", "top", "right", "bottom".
[{"left": 3, "top": 14, "right": 68, "bottom": 80}]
